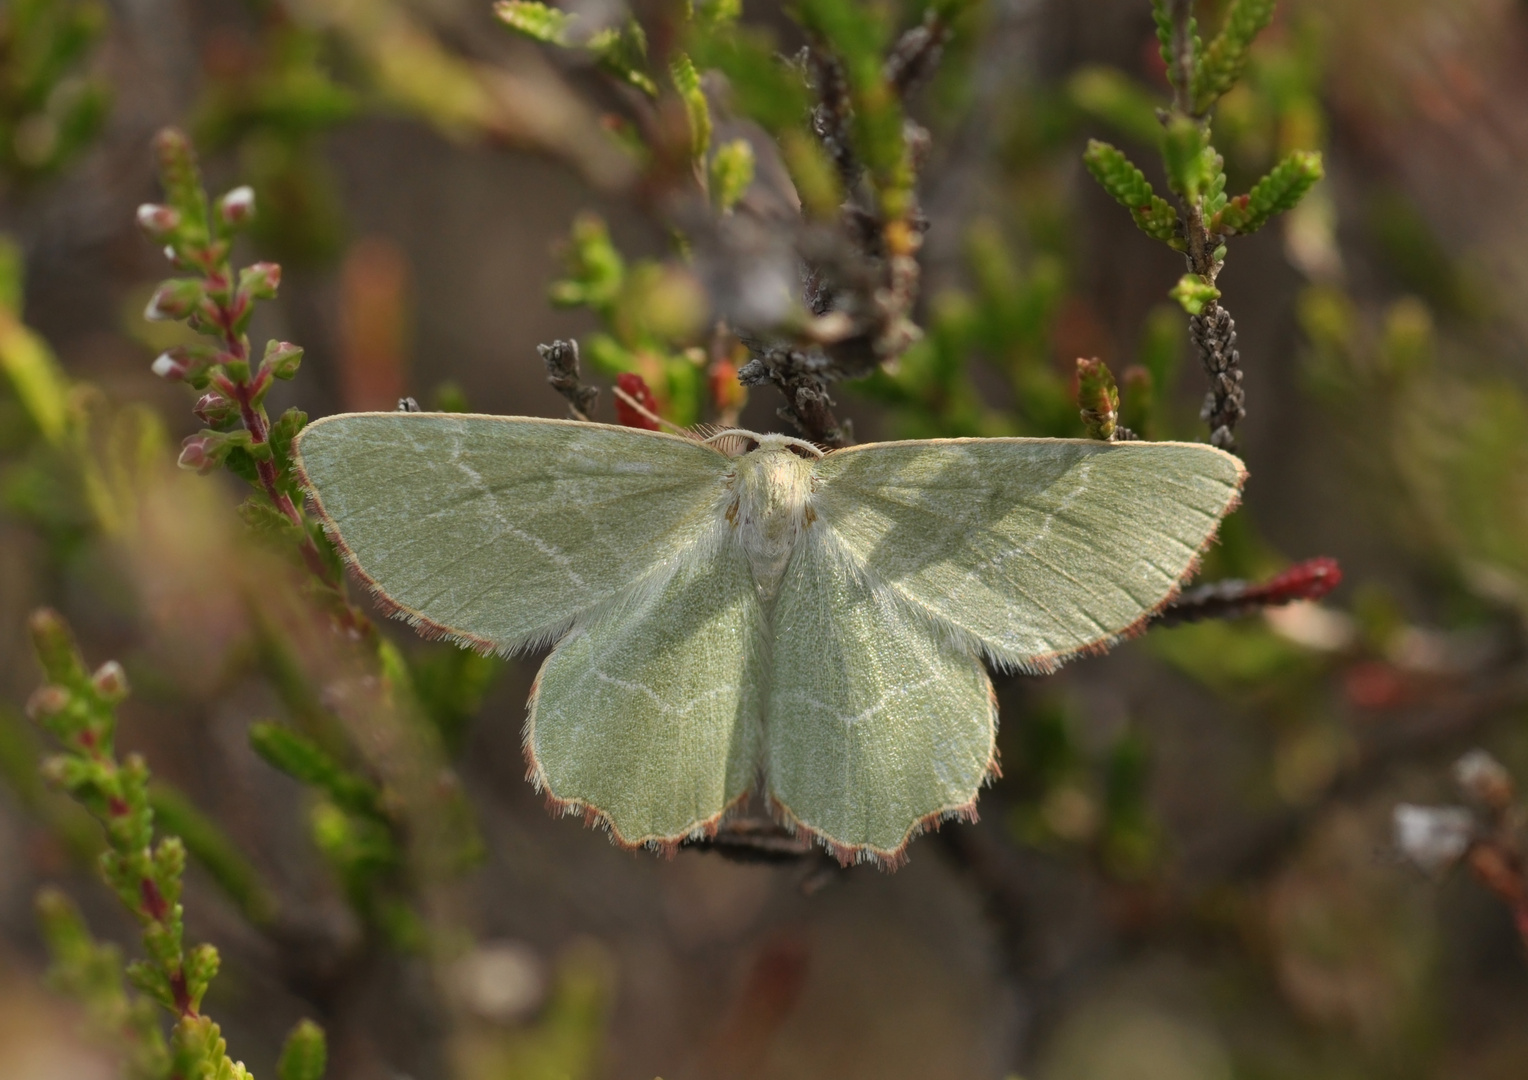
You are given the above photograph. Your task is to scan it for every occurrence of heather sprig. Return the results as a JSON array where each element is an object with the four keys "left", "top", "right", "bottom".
[
  {"left": 138, "top": 128, "right": 352, "bottom": 616},
  {"left": 1081, "top": 0, "right": 1325, "bottom": 450},
  {"left": 25, "top": 607, "right": 326, "bottom": 1080}
]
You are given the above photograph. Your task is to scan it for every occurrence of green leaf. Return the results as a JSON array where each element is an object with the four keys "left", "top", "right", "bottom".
[
  {"left": 550, "top": 214, "right": 625, "bottom": 318},
  {"left": 493, "top": 0, "right": 575, "bottom": 44},
  {"left": 670, "top": 52, "right": 711, "bottom": 164},
  {"left": 1151, "top": 0, "right": 1199, "bottom": 96},
  {"left": 688, "top": 30, "right": 810, "bottom": 136},
  {"left": 270, "top": 406, "right": 309, "bottom": 495},
  {"left": 248, "top": 722, "right": 386, "bottom": 820},
  {"left": 1170, "top": 273, "right": 1221, "bottom": 315},
  {"left": 587, "top": 21, "right": 659, "bottom": 97},
  {"left": 709, "top": 137, "right": 755, "bottom": 213},
  {"left": 1076, "top": 357, "right": 1120, "bottom": 441},
  {"left": 1160, "top": 116, "right": 1209, "bottom": 200},
  {"left": 183, "top": 942, "right": 220, "bottom": 1013},
  {"left": 0, "top": 295, "right": 72, "bottom": 445},
  {"left": 1067, "top": 66, "right": 1164, "bottom": 147},
  {"left": 1213, "top": 149, "right": 1323, "bottom": 235},
  {"left": 1081, "top": 139, "right": 1183, "bottom": 250},
  {"left": 278, "top": 1019, "right": 329, "bottom": 1080},
  {"left": 1192, "top": 0, "right": 1277, "bottom": 114}
]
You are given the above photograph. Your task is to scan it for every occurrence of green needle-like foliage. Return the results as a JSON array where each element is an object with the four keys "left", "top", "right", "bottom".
[
  {"left": 277, "top": 1020, "right": 328, "bottom": 1080},
  {"left": 24, "top": 608, "right": 324, "bottom": 1080},
  {"left": 0, "top": 0, "right": 111, "bottom": 182},
  {"left": 495, "top": 1, "right": 658, "bottom": 95},
  {"left": 1077, "top": 358, "right": 1121, "bottom": 441},
  {"left": 492, "top": 0, "right": 575, "bottom": 44},
  {"left": 1170, "top": 272, "right": 1221, "bottom": 315},
  {"left": 1214, "top": 148, "right": 1324, "bottom": 235},
  {"left": 1192, "top": 0, "right": 1278, "bottom": 115},
  {"left": 249, "top": 722, "right": 387, "bottom": 820},
  {"left": 1082, "top": 140, "right": 1184, "bottom": 250},
  {"left": 36, "top": 888, "right": 169, "bottom": 1080},
  {"left": 670, "top": 52, "right": 711, "bottom": 165},
  {"left": 709, "top": 137, "right": 755, "bottom": 213}
]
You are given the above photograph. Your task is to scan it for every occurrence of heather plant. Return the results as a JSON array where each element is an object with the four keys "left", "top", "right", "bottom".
[{"left": 4, "top": 0, "right": 1528, "bottom": 1077}]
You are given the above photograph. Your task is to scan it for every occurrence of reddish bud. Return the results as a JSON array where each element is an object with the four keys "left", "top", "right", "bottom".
[
  {"left": 151, "top": 350, "right": 189, "bottom": 380},
  {"left": 193, "top": 391, "right": 238, "bottom": 426},
  {"left": 218, "top": 185, "right": 255, "bottom": 228},
  {"left": 91, "top": 661, "right": 130, "bottom": 703},
  {"left": 136, "top": 203, "right": 181, "bottom": 242},
  {"left": 25, "top": 684, "right": 71, "bottom": 722},
  {"left": 614, "top": 372, "right": 662, "bottom": 430},
  {"left": 178, "top": 435, "right": 214, "bottom": 472}
]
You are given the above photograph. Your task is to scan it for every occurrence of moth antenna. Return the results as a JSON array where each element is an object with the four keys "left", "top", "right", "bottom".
[{"left": 610, "top": 384, "right": 690, "bottom": 436}]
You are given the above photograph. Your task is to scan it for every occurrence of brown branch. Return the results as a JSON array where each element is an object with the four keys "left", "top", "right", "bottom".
[{"left": 538, "top": 339, "right": 599, "bottom": 421}]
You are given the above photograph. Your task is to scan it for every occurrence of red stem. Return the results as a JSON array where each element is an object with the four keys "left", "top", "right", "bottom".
[{"left": 204, "top": 276, "right": 344, "bottom": 594}]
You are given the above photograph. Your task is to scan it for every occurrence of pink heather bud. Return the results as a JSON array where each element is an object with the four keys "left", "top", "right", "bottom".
[
  {"left": 193, "top": 391, "right": 237, "bottom": 425},
  {"left": 91, "top": 660, "right": 130, "bottom": 702},
  {"left": 144, "top": 279, "right": 203, "bottom": 322},
  {"left": 239, "top": 261, "right": 281, "bottom": 300},
  {"left": 151, "top": 350, "right": 188, "bottom": 380},
  {"left": 136, "top": 203, "right": 181, "bottom": 241},
  {"left": 177, "top": 434, "right": 214, "bottom": 473},
  {"left": 25, "top": 684, "right": 71, "bottom": 722},
  {"left": 218, "top": 185, "right": 256, "bottom": 227}
]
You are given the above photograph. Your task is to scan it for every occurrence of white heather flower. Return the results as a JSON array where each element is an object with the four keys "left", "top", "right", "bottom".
[{"left": 1393, "top": 803, "right": 1473, "bottom": 874}]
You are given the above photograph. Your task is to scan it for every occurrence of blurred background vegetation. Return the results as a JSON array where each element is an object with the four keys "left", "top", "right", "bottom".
[{"left": 3, "top": 0, "right": 1528, "bottom": 1078}]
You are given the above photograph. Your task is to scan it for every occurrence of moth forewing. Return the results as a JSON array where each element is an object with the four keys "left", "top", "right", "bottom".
[
  {"left": 293, "top": 412, "right": 734, "bottom": 655},
  {"left": 810, "top": 437, "right": 1246, "bottom": 672}
]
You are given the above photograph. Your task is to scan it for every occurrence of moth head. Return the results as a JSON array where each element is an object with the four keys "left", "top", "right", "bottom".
[{"left": 705, "top": 428, "right": 823, "bottom": 461}]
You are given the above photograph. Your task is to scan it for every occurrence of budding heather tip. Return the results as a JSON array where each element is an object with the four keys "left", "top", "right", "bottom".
[
  {"left": 144, "top": 280, "right": 203, "bottom": 322},
  {"left": 177, "top": 435, "right": 213, "bottom": 472},
  {"left": 239, "top": 261, "right": 281, "bottom": 301},
  {"left": 151, "top": 351, "right": 185, "bottom": 379},
  {"left": 136, "top": 203, "right": 180, "bottom": 241},
  {"left": 92, "top": 661, "right": 130, "bottom": 703},
  {"left": 219, "top": 185, "right": 256, "bottom": 227},
  {"left": 25, "top": 684, "right": 71, "bottom": 722}
]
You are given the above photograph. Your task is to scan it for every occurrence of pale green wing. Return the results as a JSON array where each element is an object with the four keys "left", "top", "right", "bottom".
[
  {"left": 811, "top": 438, "right": 1244, "bottom": 670},
  {"left": 766, "top": 530, "right": 997, "bottom": 865},
  {"left": 294, "top": 413, "right": 730, "bottom": 651},
  {"left": 527, "top": 526, "right": 765, "bottom": 849}
]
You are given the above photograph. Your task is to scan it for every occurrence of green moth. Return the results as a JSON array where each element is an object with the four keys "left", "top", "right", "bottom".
[{"left": 294, "top": 413, "right": 1244, "bottom": 866}]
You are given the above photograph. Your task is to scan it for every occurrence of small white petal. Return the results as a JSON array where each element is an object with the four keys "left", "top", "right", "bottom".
[{"left": 1393, "top": 803, "right": 1473, "bottom": 874}]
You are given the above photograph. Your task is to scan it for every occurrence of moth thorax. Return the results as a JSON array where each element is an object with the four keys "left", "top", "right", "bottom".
[{"left": 728, "top": 446, "right": 818, "bottom": 600}]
